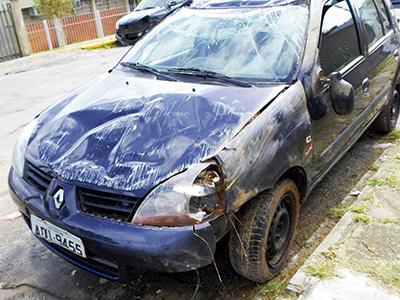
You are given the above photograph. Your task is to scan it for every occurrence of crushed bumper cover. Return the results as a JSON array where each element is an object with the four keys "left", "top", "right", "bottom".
[{"left": 8, "top": 168, "right": 218, "bottom": 280}]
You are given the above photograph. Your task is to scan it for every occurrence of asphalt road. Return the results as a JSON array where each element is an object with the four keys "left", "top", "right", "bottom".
[{"left": 0, "top": 47, "right": 395, "bottom": 300}]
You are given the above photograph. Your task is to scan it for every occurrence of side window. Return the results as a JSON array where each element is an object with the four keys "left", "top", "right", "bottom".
[
  {"left": 320, "top": 0, "right": 361, "bottom": 75},
  {"left": 353, "top": 0, "right": 385, "bottom": 47},
  {"left": 374, "top": 0, "right": 392, "bottom": 33}
]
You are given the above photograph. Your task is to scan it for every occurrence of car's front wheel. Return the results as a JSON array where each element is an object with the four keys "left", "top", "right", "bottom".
[
  {"left": 372, "top": 89, "right": 400, "bottom": 134},
  {"left": 229, "top": 179, "right": 300, "bottom": 283}
]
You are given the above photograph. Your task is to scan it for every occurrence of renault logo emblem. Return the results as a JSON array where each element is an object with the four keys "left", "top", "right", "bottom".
[{"left": 53, "top": 188, "right": 65, "bottom": 210}]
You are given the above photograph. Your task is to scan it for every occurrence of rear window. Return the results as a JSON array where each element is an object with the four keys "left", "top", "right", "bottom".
[
  {"left": 374, "top": 0, "right": 392, "bottom": 33},
  {"left": 353, "top": 0, "right": 386, "bottom": 47}
]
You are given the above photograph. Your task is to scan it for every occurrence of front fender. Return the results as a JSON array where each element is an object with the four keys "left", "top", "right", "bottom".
[{"left": 217, "top": 81, "right": 312, "bottom": 212}]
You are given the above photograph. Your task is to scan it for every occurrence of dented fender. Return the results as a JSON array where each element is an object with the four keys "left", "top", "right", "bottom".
[{"left": 216, "top": 81, "right": 312, "bottom": 212}]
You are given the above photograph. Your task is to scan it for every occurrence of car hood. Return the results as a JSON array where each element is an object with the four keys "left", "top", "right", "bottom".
[
  {"left": 118, "top": 7, "right": 166, "bottom": 26},
  {"left": 26, "top": 70, "right": 287, "bottom": 197}
]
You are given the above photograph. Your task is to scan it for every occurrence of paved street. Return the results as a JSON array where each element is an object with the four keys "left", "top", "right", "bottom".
[{"left": 0, "top": 48, "right": 398, "bottom": 299}]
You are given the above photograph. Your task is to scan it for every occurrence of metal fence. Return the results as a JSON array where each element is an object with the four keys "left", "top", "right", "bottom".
[
  {"left": 26, "top": 6, "right": 128, "bottom": 53},
  {"left": 0, "top": 3, "right": 21, "bottom": 62}
]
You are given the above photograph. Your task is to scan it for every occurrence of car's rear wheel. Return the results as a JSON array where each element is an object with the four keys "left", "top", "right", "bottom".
[
  {"left": 372, "top": 89, "right": 400, "bottom": 134},
  {"left": 229, "top": 179, "right": 300, "bottom": 283}
]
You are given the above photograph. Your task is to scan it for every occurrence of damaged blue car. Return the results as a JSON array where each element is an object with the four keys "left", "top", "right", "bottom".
[{"left": 9, "top": 0, "right": 400, "bottom": 283}]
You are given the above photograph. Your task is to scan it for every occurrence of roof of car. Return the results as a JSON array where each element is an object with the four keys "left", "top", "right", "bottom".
[{"left": 190, "top": 0, "right": 304, "bottom": 8}]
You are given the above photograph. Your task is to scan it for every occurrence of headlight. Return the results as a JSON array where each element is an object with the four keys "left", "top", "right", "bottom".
[
  {"left": 132, "top": 163, "right": 225, "bottom": 227},
  {"left": 12, "top": 118, "right": 38, "bottom": 176}
]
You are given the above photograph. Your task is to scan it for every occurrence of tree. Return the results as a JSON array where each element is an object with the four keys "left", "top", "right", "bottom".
[{"left": 34, "top": 0, "right": 74, "bottom": 19}]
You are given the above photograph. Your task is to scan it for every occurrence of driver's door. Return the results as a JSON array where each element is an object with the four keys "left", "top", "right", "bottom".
[{"left": 310, "top": 0, "right": 371, "bottom": 181}]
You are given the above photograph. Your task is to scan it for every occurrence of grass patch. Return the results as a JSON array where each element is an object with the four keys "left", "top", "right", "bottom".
[
  {"left": 305, "top": 260, "right": 336, "bottom": 279},
  {"left": 366, "top": 176, "right": 399, "bottom": 188},
  {"left": 258, "top": 280, "right": 287, "bottom": 298},
  {"left": 353, "top": 213, "right": 371, "bottom": 224},
  {"left": 321, "top": 248, "right": 337, "bottom": 261},
  {"left": 328, "top": 207, "right": 348, "bottom": 219},
  {"left": 384, "top": 175, "right": 399, "bottom": 188},
  {"left": 350, "top": 203, "right": 367, "bottom": 214},
  {"left": 366, "top": 178, "right": 385, "bottom": 187},
  {"left": 361, "top": 193, "right": 373, "bottom": 202},
  {"left": 370, "top": 163, "right": 380, "bottom": 172},
  {"left": 348, "top": 262, "right": 400, "bottom": 290},
  {"left": 379, "top": 217, "right": 392, "bottom": 224},
  {"left": 390, "top": 130, "right": 400, "bottom": 139},
  {"left": 389, "top": 264, "right": 400, "bottom": 285}
]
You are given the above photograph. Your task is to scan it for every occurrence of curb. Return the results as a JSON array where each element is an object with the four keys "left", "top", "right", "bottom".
[
  {"left": 286, "top": 141, "right": 400, "bottom": 298},
  {"left": 79, "top": 38, "right": 118, "bottom": 50}
]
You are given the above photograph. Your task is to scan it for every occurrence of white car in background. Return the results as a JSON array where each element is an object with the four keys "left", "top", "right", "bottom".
[{"left": 392, "top": 0, "right": 400, "bottom": 22}]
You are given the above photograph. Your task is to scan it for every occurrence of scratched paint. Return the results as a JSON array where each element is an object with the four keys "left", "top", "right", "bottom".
[{"left": 26, "top": 71, "right": 287, "bottom": 197}]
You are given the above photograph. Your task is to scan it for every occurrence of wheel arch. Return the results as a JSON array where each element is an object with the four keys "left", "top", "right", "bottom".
[{"left": 276, "top": 166, "right": 308, "bottom": 202}]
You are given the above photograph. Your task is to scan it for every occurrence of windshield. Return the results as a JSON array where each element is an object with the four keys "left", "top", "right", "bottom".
[{"left": 123, "top": 6, "right": 309, "bottom": 83}]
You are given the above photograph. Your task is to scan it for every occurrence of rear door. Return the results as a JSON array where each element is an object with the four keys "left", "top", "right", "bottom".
[{"left": 352, "top": 0, "right": 400, "bottom": 119}]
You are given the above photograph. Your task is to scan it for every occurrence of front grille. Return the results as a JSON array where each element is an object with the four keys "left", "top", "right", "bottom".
[
  {"left": 24, "top": 161, "right": 53, "bottom": 193},
  {"left": 78, "top": 188, "right": 142, "bottom": 222}
]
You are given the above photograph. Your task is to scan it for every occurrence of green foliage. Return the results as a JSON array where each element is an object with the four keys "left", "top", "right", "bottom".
[
  {"left": 350, "top": 203, "right": 366, "bottom": 214},
  {"left": 353, "top": 213, "right": 371, "bottom": 224},
  {"left": 366, "top": 178, "right": 385, "bottom": 187},
  {"left": 305, "top": 260, "right": 336, "bottom": 279},
  {"left": 328, "top": 207, "right": 348, "bottom": 219},
  {"left": 34, "top": 0, "right": 73, "bottom": 19},
  {"left": 390, "top": 130, "right": 400, "bottom": 139}
]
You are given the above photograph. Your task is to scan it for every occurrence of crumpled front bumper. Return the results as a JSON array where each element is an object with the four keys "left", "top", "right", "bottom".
[{"left": 8, "top": 167, "right": 223, "bottom": 280}]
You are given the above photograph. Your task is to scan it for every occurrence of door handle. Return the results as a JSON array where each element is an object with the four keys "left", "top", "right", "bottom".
[{"left": 362, "top": 78, "right": 370, "bottom": 95}]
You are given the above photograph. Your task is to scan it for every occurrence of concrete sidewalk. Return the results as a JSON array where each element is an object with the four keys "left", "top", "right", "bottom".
[{"left": 287, "top": 133, "right": 400, "bottom": 300}]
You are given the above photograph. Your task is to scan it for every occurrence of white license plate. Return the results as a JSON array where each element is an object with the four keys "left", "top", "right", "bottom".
[{"left": 31, "top": 215, "right": 86, "bottom": 258}]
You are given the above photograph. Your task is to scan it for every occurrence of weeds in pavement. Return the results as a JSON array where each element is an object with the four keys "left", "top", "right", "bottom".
[
  {"left": 350, "top": 262, "right": 400, "bottom": 290},
  {"left": 258, "top": 280, "right": 287, "bottom": 298},
  {"left": 383, "top": 175, "right": 399, "bottom": 188},
  {"left": 389, "top": 264, "right": 400, "bottom": 286},
  {"left": 370, "top": 163, "right": 380, "bottom": 172},
  {"left": 390, "top": 130, "right": 400, "bottom": 139},
  {"left": 379, "top": 217, "right": 392, "bottom": 224},
  {"left": 321, "top": 247, "right": 337, "bottom": 261},
  {"left": 366, "top": 175, "right": 398, "bottom": 188},
  {"left": 350, "top": 203, "right": 367, "bottom": 214},
  {"left": 328, "top": 207, "right": 348, "bottom": 219},
  {"left": 361, "top": 193, "right": 373, "bottom": 201},
  {"left": 305, "top": 260, "right": 336, "bottom": 279},
  {"left": 366, "top": 178, "right": 385, "bottom": 187},
  {"left": 353, "top": 213, "right": 371, "bottom": 224}
]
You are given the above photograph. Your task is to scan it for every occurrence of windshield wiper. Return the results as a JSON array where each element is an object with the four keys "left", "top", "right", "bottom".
[
  {"left": 167, "top": 67, "right": 252, "bottom": 87},
  {"left": 120, "top": 61, "right": 178, "bottom": 82}
]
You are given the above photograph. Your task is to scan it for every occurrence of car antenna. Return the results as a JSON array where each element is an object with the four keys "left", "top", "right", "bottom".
[{"left": 109, "top": 44, "right": 135, "bottom": 73}]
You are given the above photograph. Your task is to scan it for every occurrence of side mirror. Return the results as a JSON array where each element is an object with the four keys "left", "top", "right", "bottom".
[
  {"left": 168, "top": 1, "right": 177, "bottom": 7},
  {"left": 326, "top": 72, "right": 355, "bottom": 115}
]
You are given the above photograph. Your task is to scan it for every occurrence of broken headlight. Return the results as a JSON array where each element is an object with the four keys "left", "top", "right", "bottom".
[{"left": 132, "top": 163, "right": 225, "bottom": 227}]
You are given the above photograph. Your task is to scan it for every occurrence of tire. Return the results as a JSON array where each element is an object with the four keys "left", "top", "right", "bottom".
[
  {"left": 229, "top": 179, "right": 300, "bottom": 283},
  {"left": 372, "top": 90, "right": 400, "bottom": 134}
]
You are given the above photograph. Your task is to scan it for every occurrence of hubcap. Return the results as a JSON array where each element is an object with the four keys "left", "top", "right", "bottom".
[
  {"left": 267, "top": 195, "right": 293, "bottom": 269},
  {"left": 390, "top": 91, "right": 400, "bottom": 127}
]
